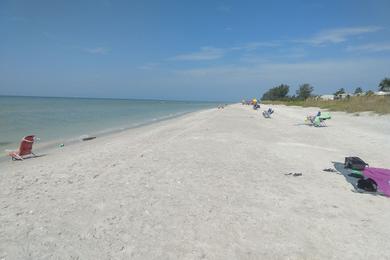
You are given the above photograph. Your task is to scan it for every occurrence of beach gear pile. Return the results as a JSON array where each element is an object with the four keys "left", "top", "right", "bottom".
[
  {"left": 251, "top": 99, "right": 260, "bottom": 110},
  {"left": 306, "top": 111, "right": 331, "bottom": 127},
  {"left": 241, "top": 98, "right": 259, "bottom": 106},
  {"left": 344, "top": 156, "right": 390, "bottom": 197}
]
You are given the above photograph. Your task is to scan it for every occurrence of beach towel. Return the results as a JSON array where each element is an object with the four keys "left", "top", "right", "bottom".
[{"left": 363, "top": 168, "right": 390, "bottom": 197}]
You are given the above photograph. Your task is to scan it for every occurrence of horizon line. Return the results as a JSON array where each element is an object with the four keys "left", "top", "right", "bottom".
[{"left": 0, "top": 94, "right": 231, "bottom": 104}]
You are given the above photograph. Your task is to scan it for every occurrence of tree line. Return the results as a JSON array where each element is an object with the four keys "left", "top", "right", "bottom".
[{"left": 261, "top": 78, "right": 390, "bottom": 101}]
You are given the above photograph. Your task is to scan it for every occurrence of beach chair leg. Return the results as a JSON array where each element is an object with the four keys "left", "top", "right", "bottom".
[
  {"left": 11, "top": 154, "right": 23, "bottom": 161},
  {"left": 9, "top": 152, "right": 17, "bottom": 161}
]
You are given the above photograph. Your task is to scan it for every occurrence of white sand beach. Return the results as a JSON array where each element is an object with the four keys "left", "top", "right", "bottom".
[{"left": 1, "top": 104, "right": 390, "bottom": 259}]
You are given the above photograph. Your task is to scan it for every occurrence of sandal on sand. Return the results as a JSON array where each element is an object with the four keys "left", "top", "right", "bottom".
[{"left": 284, "top": 173, "right": 302, "bottom": 177}]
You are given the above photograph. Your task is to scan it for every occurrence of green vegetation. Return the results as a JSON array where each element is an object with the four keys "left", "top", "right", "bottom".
[
  {"left": 354, "top": 87, "right": 363, "bottom": 94},
  {"left": 296, "top": 84, "right": 314, "bottom": 100},
  {"left": 260, "top": 79, "right": 390, "bottom": 114},
  {"left": 262, "top": 96, "right": 390, "bottom": 114},
  {"left": 379, "top": 78, "right": 390, "bottom": 92},
  {"left": 261, "top": 84, "right": 290, "bottom": 100},
  {"left": 333, "top": 88, "right": 346, "bottom": 96}
]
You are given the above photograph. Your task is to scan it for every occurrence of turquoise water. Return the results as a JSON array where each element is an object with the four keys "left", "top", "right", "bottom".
[{"left": 0, "top": 96, "right": 220, "bottom": 151}]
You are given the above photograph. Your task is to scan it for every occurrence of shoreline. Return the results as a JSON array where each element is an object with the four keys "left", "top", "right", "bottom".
[
  {"left": 0, "top": 108, "right": 214, "bottom": 163},
  {"left": 0, "top": 96, "right": 223, "bottom": 158},
  {"left": 1, "top": 104, "right": 390, "bottom": 259}
]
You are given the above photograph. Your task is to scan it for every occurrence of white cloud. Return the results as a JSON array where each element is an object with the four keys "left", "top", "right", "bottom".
[
  {"left": 137, "top": 62, "right": 160, "bottom": 70},
  {"left": 170, "top": 42, "right": 280, "bottom": 61},
  {"left": 85, "top": 47, "right": 109, "bottom": 54},
  {"left": 281, "top": 47, "right": 307, "bottom": 58},
  {"left": 346, "top": 43, "right": 390, "bottom": 52},
  {"left": 171, "top": 58, "right": 390, "bottom": 93},
  {"left": 170, "top": 26, "right": 383, "bottom": 63},
  {"left": 299, "top": 26, "right": 382, "bottom": 46},
  {"left": 170, "top": 47, "right": 226, "bottom": 61},
  {"left": 237, "top": 46, "right": 306, "bottom": 64},
  {"left": 230, "top": 41, "right": 281, "bottom": 51}
]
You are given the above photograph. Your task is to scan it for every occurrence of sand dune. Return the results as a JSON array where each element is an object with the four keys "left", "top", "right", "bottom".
[{"left": 1, "top": 104, "right": 390, "bottom": 259}]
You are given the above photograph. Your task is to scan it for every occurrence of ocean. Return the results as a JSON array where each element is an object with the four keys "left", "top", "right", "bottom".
[{"left": 0, "top": 96, "right": 221, "bottom": 154}]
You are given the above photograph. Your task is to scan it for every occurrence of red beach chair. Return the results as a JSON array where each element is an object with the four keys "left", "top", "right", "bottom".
[{"left": 8, "top": 135, "right": 36, "bottom": 160}]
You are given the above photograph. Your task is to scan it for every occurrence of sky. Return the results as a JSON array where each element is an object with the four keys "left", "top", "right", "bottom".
[{"left": 0, "top": 0, "right": 390, "bottom": 101}]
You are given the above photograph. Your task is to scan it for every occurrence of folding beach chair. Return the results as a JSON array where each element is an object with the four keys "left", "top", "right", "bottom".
[
  {"left": 8, "top": 135, "right": 37, "bottom": 160},
  {"left": 262, "top": 108, "right": 274, "bottom": 118},
  {"left": 305, "top": 112, "right": 331, "bottom": 127}
]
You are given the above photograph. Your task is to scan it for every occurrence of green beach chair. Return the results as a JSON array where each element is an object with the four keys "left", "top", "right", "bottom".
[{"left": 307, "top": 112, "right": 331, "bottom": 127}]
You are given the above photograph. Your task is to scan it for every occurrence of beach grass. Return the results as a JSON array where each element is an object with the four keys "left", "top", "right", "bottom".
[{"left": 262, "top": 95, "right": 390, "bottom": 114}]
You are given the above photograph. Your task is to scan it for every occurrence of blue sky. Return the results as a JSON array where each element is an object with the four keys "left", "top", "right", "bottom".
[{"left": 1, "top": 0, "right": 389, "bottom": 101}]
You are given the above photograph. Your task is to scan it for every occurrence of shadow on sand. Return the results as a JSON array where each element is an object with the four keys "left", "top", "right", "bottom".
[
  {"left": 293, "top": 122, "right": 330, "bottom": 127},
  {"left": 11, "top": 154, "right": 47, "bottom": 161}
]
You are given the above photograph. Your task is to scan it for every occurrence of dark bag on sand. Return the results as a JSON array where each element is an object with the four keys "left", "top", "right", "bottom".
[
  {"left": 357, "top": 178, "right": 377, "bottom": 192},
  {"left": 344, "top": 157, "right": 368, "bottom": 170}
]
